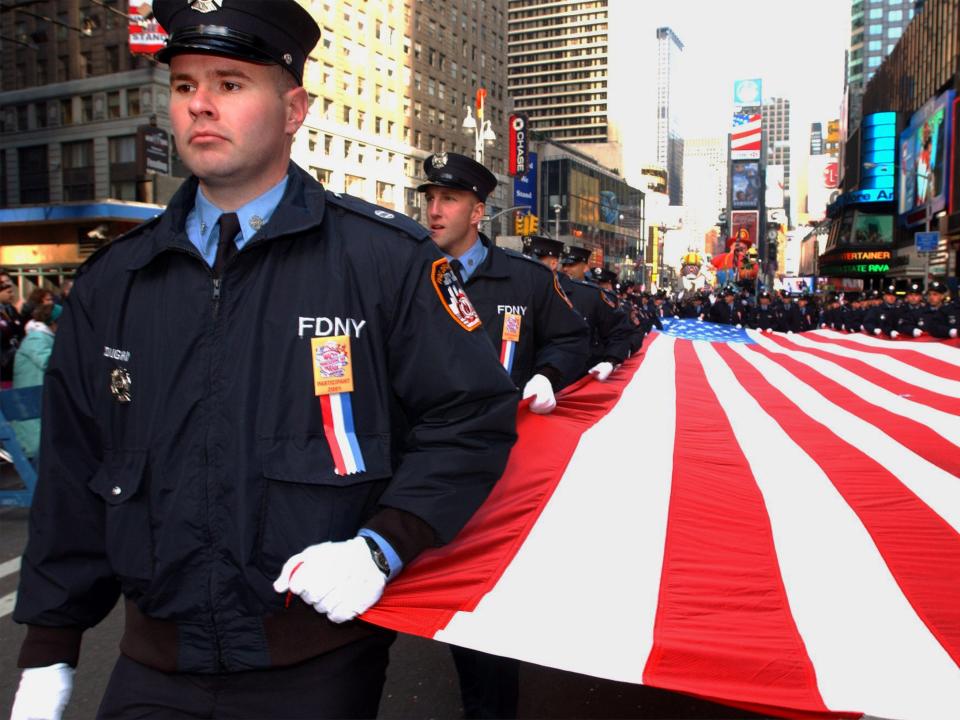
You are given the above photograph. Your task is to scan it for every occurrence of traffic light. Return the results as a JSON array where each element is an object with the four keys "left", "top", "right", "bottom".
[
  {"left": 528, "top": 215, "right": 539, "bottom": 234},
  {"left": 514, "top": 213, "right": 525, "bottom": 235}
]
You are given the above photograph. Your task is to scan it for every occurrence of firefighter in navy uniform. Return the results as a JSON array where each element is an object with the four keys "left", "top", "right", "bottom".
[
  {"left": 894, "top": 281, "right": 926, "bottom": 337},
  {"left": 797, "top": 292, "right": 819, "bottom": 332},
  {"left": 750, "top": 291, "right": 778, "bottom": 331},
  {"left": 920, "top": 280, "right": 959, "bottom": 338},
  {"left": 11, "top": 4, "right": 518, "bottom": 719},
  {"left": 776, "top": 290, "right": 803, "bottom": 332},
  {"left": 417, "top": 154, "right": 586, "bottom": 720},
  {"left": 839, "top": 293, "right": 865, "bottom": 333},
  {"left": 711, "top": 287, "right": 746, "bottom": 325},
  {"left": 559, "top": 246, "right": 633, "bottom": 377},
  {"left": 863, "top": 284, "right": 901, "bottom": 337}
]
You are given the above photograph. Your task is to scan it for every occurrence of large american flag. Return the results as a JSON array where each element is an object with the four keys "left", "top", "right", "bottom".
[
  {"left": 364, "top": 321, "right": 960, "bottom": 719},
  {"left": 731, "top": 111, "right": 763, "bottom": 155}
]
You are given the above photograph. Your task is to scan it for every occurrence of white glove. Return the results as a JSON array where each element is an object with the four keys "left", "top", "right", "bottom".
[
  {"left": 588, "top": 361, "right": 614, "bottom": 382},
  {"left": 786, "top": 330, "right": 793, "bottom": 334},
  {"left": 820, "top": 323, "right": 827, "bottom": 329},
  {"left": 890, "top": 330, "right": 899, "bottom": 339},
  {"left": 273, "top": 537, "right": 386, "bottom": 624},
  {"left": 873, "top": 328, "right": 881, "bottom": 335},
  {"left": 735, "top": 323, "right": 742, "bottom": 329},
  {"left": 913, "top": 328, "right": 923, "bottom": 338},
  {"left": 521, "top": 374, "right": 556, "bottom": 414},
  {"left": 950, "top": 328, "right": 958, "bottom": 338},
  {"left": 10, "top": 663, "right": 74, "bottom": 720}
]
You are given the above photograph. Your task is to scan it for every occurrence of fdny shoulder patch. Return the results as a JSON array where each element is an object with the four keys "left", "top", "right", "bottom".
[
  {"left": 600, "top": 289, "right": 618, "bottom": 309},
  {"left": 431, "top": 258, "right": 482, "bottom": 332}
]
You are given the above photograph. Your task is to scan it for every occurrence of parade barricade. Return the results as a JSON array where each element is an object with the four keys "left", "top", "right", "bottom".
[{"left": 0, "top": 385, "right": 42, "bottom": 508}]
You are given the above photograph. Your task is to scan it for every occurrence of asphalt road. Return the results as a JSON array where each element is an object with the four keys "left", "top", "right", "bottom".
[{"left": 1, "top": 484, "right": 765, "bottom": 720}]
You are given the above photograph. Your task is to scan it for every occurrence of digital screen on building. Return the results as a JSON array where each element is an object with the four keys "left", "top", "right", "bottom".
[
  {"left": 731, "top": 161, "right": 760, "bottom": 209},
  {"left": 860, "top": 112, "right": 896, "bottom": 191},
  {"left": 899, "top": 90, "right": 955, "bottom": 222}
]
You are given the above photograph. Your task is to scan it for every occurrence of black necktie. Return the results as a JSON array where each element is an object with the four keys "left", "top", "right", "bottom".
[
  {"left": 449, "top": 258, "right": 466, "bottom": 285},
  {"left": 213, "top": 213, "right": 240, "bottom": 277}
]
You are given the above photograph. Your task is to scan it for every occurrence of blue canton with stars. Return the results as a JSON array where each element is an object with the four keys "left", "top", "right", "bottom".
[{"left": 657, "top": 318, "right": 757, "bottom": 344}]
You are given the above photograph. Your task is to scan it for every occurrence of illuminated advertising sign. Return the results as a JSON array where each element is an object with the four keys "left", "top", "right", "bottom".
[
  {"left": 731, "top": 161, "right": 760, "bottom": 209},
  {"left": 765, "top": 164, "right": 785, "bottom": 208},
  {"left": 508, "top": 114, "right": 529, "bottom": 177},
  {"left": 807, "top": 155, "right": 840, "bottom": 221},
  {"left": 129, "top": 1, "right": 167, "bottom": 55},
  {"left": 860, "top": 112, "right": 896, "bottom": 191},
  {"left": 730, "top": 211, "right": 759, "bottom": 247},
  {"left": 819, "top": 248, "right": 892, "bottom": 277},
  {"left": 899, "top": 90, "right": 955, "bottom": 223},
  {"left": 512, "top": 152, "right": 537, "bottom": 216}
]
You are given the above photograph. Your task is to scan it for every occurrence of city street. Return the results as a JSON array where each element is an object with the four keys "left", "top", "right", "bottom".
[{"left": 1, "top": 498, "right": 761, "bottom": 720}]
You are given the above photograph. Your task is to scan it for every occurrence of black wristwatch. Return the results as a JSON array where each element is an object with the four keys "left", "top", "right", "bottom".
[{"left": 362, "top": 535, "right": 391, "bottom": 577}]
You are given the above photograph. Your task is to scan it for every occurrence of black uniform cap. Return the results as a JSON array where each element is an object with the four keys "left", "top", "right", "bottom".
[
  {"left": 759, "top": 291, "right": 772, "bottom": 300},
  {"left": 561, "top": 245, "right": 592, "bottom": 265},
  {"left": 883, "top": 283, "right": 898, "bottom": 296},
  {"left": 417, "top": 152, "right": 497, "bottom": 202},
  {"left": 153, "top": 0, "right": 321, "bottom": 85},
  {"left": 927, "top": 280, "right": 948, "bottom": 294},
  {"left": 588, "top": 267, "right": 617, "bottom": 285},
  {"left": 522, "top": 235, "right": 564, "bottom": 258},
  {"left": 722, "top": 286, "right": 736, "bottom": 297},
  {"left": 907, "top": 280, "right": 924, "bottom": 294}
]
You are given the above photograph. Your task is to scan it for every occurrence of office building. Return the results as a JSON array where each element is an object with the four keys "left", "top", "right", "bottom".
[{"left": 655, "top": 26, "right": 683, "bottom": 205}]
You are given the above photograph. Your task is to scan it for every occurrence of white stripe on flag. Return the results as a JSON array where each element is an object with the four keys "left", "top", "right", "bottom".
[
  {"left": 436, "top": 335, "right": 678, "bottom": 683},
  {"left": 328, "top": 393, "right": 358, "bottom": 475},
  {"left": 810, "top": 329, "right": 960, "bottom": 367},
  {"left": 728, "top": 341, "right": 960, "bottom": 534},
  {"left": 696, "top": 342, "right": 960, "bottom": 720},
  {"left": 749, "top": 332, "right": 960, "bottom": 448},
  {"left": 785, "top": 332, "right": 960, "bottom": 397}
]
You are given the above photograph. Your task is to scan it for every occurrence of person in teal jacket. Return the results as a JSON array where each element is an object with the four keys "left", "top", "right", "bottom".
[{"left": 12, "top": 303, "right": 61, "bottom": 457}]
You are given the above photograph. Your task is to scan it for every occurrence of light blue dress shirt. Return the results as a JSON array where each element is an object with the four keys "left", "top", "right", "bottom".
[
  {"left": 447, "top": 234, "right": 488, "bottom": 282},
  {"left": 185, "top": 176, "right": 289, "bottom": 266}
]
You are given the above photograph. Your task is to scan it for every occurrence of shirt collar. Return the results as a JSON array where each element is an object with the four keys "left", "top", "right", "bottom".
[{"left": 445, "top": 234, "right": 488, "bottom": 283}]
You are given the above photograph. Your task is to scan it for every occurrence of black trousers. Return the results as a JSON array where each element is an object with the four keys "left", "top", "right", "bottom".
[
  {"left": 97, "top": 632, "right": 395, "bottom": 719},
  {"left": 450, "top": 645, "right": 519, "bottom": 720}
]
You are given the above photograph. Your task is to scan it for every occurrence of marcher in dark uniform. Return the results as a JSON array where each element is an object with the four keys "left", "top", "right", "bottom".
[
  {"left": 776, "top": 290, "right": 802, "bottom": 332},
  {"left": 820, "top": 294, "right": 842, "bottom": 330},
  {"left": 0, "top": 269, "right": 24, "bottom": 385},
  {"left": 920, "top": 280, "right": 959, "bottom": 338},
  {"left": 840, "top": 293, "right": 866, "bottom": 333},
  {"left": 895, "top": 281, "right": 926, "bottom": 337},
  {"left": 749, "top": 291, "right": 778, "bottom": 331},
  {"left": 797, "top": 292, "right": 819, "bottom": 332},
  {"left": 11, "top": 5, "right": 518, "bottom": 719},
  {"left": 863, "top": 284, "right": 901, "bottom": 337},
  {"left": 559, "top": 246, "right": 633, "bottom": 375},
  {"left": 417, "top": 156, "right": 587, "bottom": 720},
  {"left": 711, "top": 287, "right": 745, "bottom": 325}
]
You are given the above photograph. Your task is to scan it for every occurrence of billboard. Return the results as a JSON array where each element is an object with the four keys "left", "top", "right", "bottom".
[
  {"left": 731, "top": 161, "right": 761, "bottom": 209},
  {"left": 730, "top": 211, "right": 759, "bottom": 248},
  {"left": 513, "top": 151, "right": 537, "bottom": 216},
  {"left": 733, "top": 79, "right": 763, "bottom": 107},
  {"left": 898, "top": 90, "right": 955, "bottom": 223},
  {"left": 508, "top": 114, "right": 529, "bottom": 177},
  {"left": 731, "top": 111, "right": 762, "bottom": 160},
  {"left": 807, "top": 155, "right": 839, "bottom": 221},
  {"left": 569, "top": 169, "right": 600, "bottom": 225},
  {"left": 765, "top": 164, "right": 785, "bottom": 209},
  {"left": 129, "top": 1, "right": 167, "bottom": 55}
]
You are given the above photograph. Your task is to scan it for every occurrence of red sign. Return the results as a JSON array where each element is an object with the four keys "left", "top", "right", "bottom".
[
  {"left": 508, "top": 114, "right": 528, "bottom": 178},
  {"left": 823, "top": 161, "right": 839, "bottom": 189},
  {"left": 129, "top": 1, "right": 168, "bottom": 56}
]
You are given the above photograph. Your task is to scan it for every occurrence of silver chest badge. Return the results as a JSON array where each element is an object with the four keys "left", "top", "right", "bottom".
[
  {"left": 431, "top": 152, "right": 448, "bottom": 169},
  {"left": 189, "top": 0, "right": 223, "bottom": 13},
  {"left": 110, "top": 368, "right": 132, "bottom": 403}
]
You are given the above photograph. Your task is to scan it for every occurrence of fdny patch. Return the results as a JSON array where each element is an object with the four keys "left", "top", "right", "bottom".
[
  {"left": 431, "top": 258, "right": 481, "bottom": 332},
  {"left": 600, "top": 289, "right": 617, "bottom": 309},
  {"left": 311, "top": 336, "right": 354, "bottom": 395}
]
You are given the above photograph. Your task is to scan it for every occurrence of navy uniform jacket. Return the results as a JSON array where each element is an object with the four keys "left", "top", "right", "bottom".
[
  {"left": 840, "top": 305, "right": 865, "bottom": 332},
  {"left": 863, "top": 302, "right": 900, "bottom": 335},
  {"left": 461, "top": 238, "right": 588, "bottom": 390},
  {"left": 775, "top": 302, "right": 802, "bottom": 332},
  {"left": 797, "top": 303, "right": 819, "bottom": 332},
  {"left": 711, "top": 300, "right": 745, "bottom": 326},
  {"left": 557, "top": 273, "right": 632, "bottom": 370},
  {"left": 750, "top": 305, "right": 778, "bottom": 331},
  {"left": 895, "top": 302, "right": 926, "bottom": 335},
  {"left": 14, "top": 164, "right": 518, "bottom": 674},
  {"left": 919, "top": 302, "right": 959, "bottom": 338}
]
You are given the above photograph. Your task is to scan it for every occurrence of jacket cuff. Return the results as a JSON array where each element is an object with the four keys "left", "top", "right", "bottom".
[
  {"left": 363, "top": 507, "right": 438, "bottom": 565},
  {"left": 18, "top": 625, "right": 83, "bottom": 669},
  {"left": 534, "top": 365, "right": 563, "bottom": 392}
]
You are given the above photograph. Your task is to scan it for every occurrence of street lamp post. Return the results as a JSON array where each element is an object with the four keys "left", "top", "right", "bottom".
[
  {"left": 462, "top": 89, "right": 496, "bottom": 165},
  {"left": 553, "top": 204, "right": 562, "bottom": 240}
]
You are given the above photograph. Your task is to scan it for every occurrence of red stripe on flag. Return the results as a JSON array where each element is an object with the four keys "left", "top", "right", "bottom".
[
  {"left": 363, "top": 340, "right": 654, "bottom": 636},
  {"left": 643, "top": 339, "right": 832, "bottom": 716},
  {"left": 763, "top": 333, "right": 960, "bottom": 416},
  {"left": 318, "top": 395, "right": 347, "bottom": 476},
  {"left": 803, "top": 332, "right": 960, "bottom": 382},
  {"left": 751, "top": 339, "right": 960, "bottom": 476},
  {"left": 716, "top": 343, "right": 960, "bottom": 668}
]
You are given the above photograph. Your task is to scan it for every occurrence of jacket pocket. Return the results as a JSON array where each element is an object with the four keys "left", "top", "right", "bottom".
[
  {"left": 88, "top": 450, "right": 154, "bottom": 581},
  {"left": 255, "top": 435, "right": 390, "bottom": 578}
]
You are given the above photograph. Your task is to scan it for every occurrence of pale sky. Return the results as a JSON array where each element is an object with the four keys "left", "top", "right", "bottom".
[{"left": 607, "top": 0, "right": 851, "bottom": 206}]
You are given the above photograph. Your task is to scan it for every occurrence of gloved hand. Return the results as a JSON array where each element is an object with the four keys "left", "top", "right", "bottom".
[
  {"left": 890, "top": 330, "right": 899, "bottom": 339},
  {"left": 735, "top": 323, "right": 743, "bottom": 329},
  {"left": 873, "top": 328, "right": 881, "bottom": 335},
  {"left": 10, "top": 663, "right": 74, "bottom": 720},
  {"left": 820, "top": 323, "right": 828, "bottom": 329},
  {"left": 588, "top": 361, "right": 614, "bottom": 382},
  {"left": 522, "top": 374, "right": 556, "bottom": 414},
  {"left": 950, "top": 328, "right": 958, "bottom": 338},
  {"left": 274, "top": 537, "right": 386, "bottom": 624},
  {"left": 912, "top": 328, "right": 922, "bottom": 337}
]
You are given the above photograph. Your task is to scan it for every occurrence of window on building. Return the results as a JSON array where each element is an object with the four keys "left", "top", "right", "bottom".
[
  {"left": 19, "top": 145, "right": 49, "bottom": 203},
  {"left": 109, "top": 135, "right": 137, "bottom": 200},
  {"left": 868, "top": 7, "right": 882, "bottom": 18},
  {"left": 17, "top": 105, "right": 28, "bottom": 132},
  {"left": 57, "top": 55, "right": 68, "bottom": 82},
  {"left": 324, "top": 134, "right": 333, "bottom": 154},
  {"left": 62, "top": 140, "right": 95, "bottom": 201},
  {"left": 345, "top": 174, "right": 364, "bottom": 195},
  {"left": 868, "top": 39, "right": 881, "bottom": 51},
  {"left": 888, "top": 26, "right": 902, "bottom": 39},
  {"left": 341, "top": 104, "right": 351, "bottom": 123},
  {"left": 868, "top": 23, "right": 882, "bottom": 34},
  {"left": 81, "top": 95, "right": 93, "bottom": 123},
  {"left": 312, "top": 167, "right": 332, "bottom": 185},
  {"left": 376, "top": 181, "right": 394, "bottom": 205},
  {"left": 35, "top": 101, "right": 47, "bottom": 129},
  {"left": 80, "top": 52, "right": 93, "bottom": 78},
  {"left": 888, "top": 9, "right": 902, "bottom": 21},
  {"left": 867, "top": 56, "right": 882, "bottom": 68},
  {"left": 127, "top": 90, "right": 140, "bottom": 116},
  {"left": 106, "top": 46, "right": 121, "bottom": 73},
  {"left": 60, "top": 98, "right": 73, "bottom": 125},
  {"left": 344, "top": 140, "right": 353, "bottom": 158}
]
